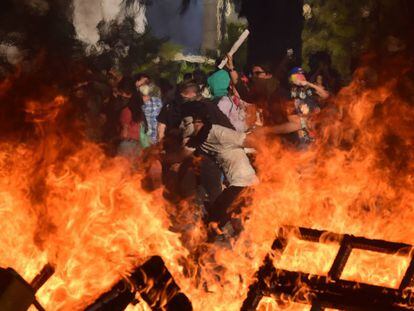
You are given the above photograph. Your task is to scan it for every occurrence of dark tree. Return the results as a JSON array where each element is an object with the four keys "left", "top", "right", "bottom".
[{"left": 239, "top": 0, "right": 304, "bottom": 68}]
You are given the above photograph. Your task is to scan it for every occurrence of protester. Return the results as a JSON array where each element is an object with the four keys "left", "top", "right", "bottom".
[
  {"left": 288, "top": 67, "right": 329, "bottom": 147},
  {"left": 117, "top": 77, "right": 147, "bottom": 163},
  {"left": 231, "top": 62, "right": 284, "bottom": 126},
  {"left": 208, "top": 68, "right": 250, "bottom": 132},
  {"left": 177, "top": 81, "right": 236, "bottom": 205},
  {"left": 227, "top": 61, "right": 308, "bottom": 142},
  {"left": 134, "top": 73, "right": 163, "bottom": 145},
  {"left": 101, "top": 72, "right": 133, "bottom": 155},
  {"left": 183, "top": 107, "right": 262, "bottom": 239}
]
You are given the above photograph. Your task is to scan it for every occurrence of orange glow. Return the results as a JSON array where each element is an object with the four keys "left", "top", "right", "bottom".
[
  {"left": 0, "top": 63, "right": 413, "bottom": 310},
  {"left": 276, "top": 238, "right": 339, "bottom": 276},
  {"left": 341, "top": 249, "right": 410, "bottom": 288},
  {"left": 257, "top": 298, "right": 311, "bottom": 311}
]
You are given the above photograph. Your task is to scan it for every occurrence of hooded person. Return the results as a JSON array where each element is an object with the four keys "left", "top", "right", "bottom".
[
  {"left": 208, "top": 69, "right": 231, "bottom": 99},
  {"left": 161, "top": 81, "right": 234, "bottom": 205},
  {"left": 208, "top": 69, "right": 249, "bottom": 132}
]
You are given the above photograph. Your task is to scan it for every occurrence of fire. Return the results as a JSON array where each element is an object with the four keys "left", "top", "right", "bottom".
[
  {"left": 0, "top": 63, "right": 413, "bottom": 310},
  {"left": 341, "top": 249, "right": 410, "bottom": 288},
  {"left": 0, "top": 96, "right": 188, "bottom": 309},
  {"left": 276, "top": 237, "right": 339, "bottom": 276}
]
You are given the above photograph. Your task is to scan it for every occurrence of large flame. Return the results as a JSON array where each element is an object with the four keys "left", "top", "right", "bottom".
[{"left": 0, "top": 62, "right": 413, "bottom": 310}]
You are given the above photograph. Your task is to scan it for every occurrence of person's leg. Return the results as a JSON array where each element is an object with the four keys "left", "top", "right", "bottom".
[
  {"left": 177, "top": 157, "right": 198, "bottom": 199},
  {"left": 200, "top": 155, "right": 223, "bottom": 203},
  {"left": 208, "top": 186, "right": 245, "bottom": 228}
]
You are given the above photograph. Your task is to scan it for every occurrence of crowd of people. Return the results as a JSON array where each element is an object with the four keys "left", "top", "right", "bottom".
[{"left": 73, "top": 52, "right": 339, "bottom": 242}]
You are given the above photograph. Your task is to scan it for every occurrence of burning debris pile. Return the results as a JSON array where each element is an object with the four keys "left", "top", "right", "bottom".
[{"left": 243, "top": 227, "right": 414, "bottom": 310}]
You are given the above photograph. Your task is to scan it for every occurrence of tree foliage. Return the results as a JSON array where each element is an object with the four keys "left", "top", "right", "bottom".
[
  {"left": 302, "top": 0, "right": 414, "bottom": 79},
  {"left": 302, "top": 0, "right": 373, "bottom": 78}
]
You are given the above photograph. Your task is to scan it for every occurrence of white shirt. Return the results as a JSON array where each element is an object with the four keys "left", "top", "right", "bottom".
[
  {"left": 217, "top": 96, "right": 248, "bottom": 133},
  {"left": 201, "top": 125, "right": 258, "bottom": 187}
]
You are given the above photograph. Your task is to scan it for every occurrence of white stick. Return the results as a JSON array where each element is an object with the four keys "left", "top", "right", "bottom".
[{"left": 218, "top": 29, "right": 250, "bottom": 69}]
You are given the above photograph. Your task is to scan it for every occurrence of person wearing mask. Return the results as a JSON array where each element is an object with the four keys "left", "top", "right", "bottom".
[
  {"left": 183, "top": 108, "right": 263, "bottom": 240},
  {"left": 134, "top": 74, "right": 163, "bottom": 145},
  {"left": 178, "top": 81, "right": 235, "bottom": 205},
  {"left": 288, "top": 67, "right": 329, "bottom": 148},
  {"left": 229, "top": 62, "right": 305, "bottom": 139},
  {"left": 208, "top": 68, "right": 250, "bottom": 133}
]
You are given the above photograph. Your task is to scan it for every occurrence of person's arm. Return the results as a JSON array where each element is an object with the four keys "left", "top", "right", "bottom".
[
  {"left": 244, "top": 115, "right": 304, "bottom": 147},
  {"left": 306, "top": 81, "right": 330, "bottom": 99},
  {"left": 225, "top": 53, "right": 239, "bottom": 85},
  {"left": 272, "top": 122, "right": 302, "bottom": 134},
  {"left": 157, "top": 122, "right": 166, "bottom": 142},
  {"left": 244, "top": 122, "right": 300, "bottom": 149}
]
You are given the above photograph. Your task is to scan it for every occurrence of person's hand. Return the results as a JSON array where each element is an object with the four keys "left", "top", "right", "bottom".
[
  {"left": 244, "top": 126, "right": 271, "bottom": 148},
  {"left": 297, "top": 80, "right": 308, "bottom": 87},
  {"left": 226, "top": 53, "right": 234, "bottom": 70}
]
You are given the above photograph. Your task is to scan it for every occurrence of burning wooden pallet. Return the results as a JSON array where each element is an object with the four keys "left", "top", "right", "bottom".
[
  {"left": 3, "top": 228, "right": 414, "bottom": 310},
  {"left": 0, "top": 257, "right": 191, "bottom": 311},
  {"left": 0, "top": 264, "right": 54, "bottom": 311},
  {"left": 242, "top": 226, "right": 414, "bottom": 311},
  {"left": 86, "top": 256, "right": 192, "bottom": 311}
]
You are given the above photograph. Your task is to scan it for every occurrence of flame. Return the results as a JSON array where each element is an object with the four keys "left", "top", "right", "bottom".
[
  {"left": 0, "top": 62, "right": 413, "bottom": 310},
  {"left": 276, "top": 237, "right": 339, "bottom": 275}
]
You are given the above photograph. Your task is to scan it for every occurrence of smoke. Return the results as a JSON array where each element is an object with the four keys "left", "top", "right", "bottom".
[{"left": 73, "top": 0, "right": 147, "bottom": 45}]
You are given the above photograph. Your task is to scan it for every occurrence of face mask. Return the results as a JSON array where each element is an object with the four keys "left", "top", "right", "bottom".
[
  {"left": 290, "top": 73, "right": 307, "bottom": 86},
  {"left": 139, "top": 85, "right": 151, "bottom": 96},
  {"left": 182, "top": 95, "right": 199, "bottom": 103},
  {"left": 252, "top": 77, "right": 279, "bottom": 96}
]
